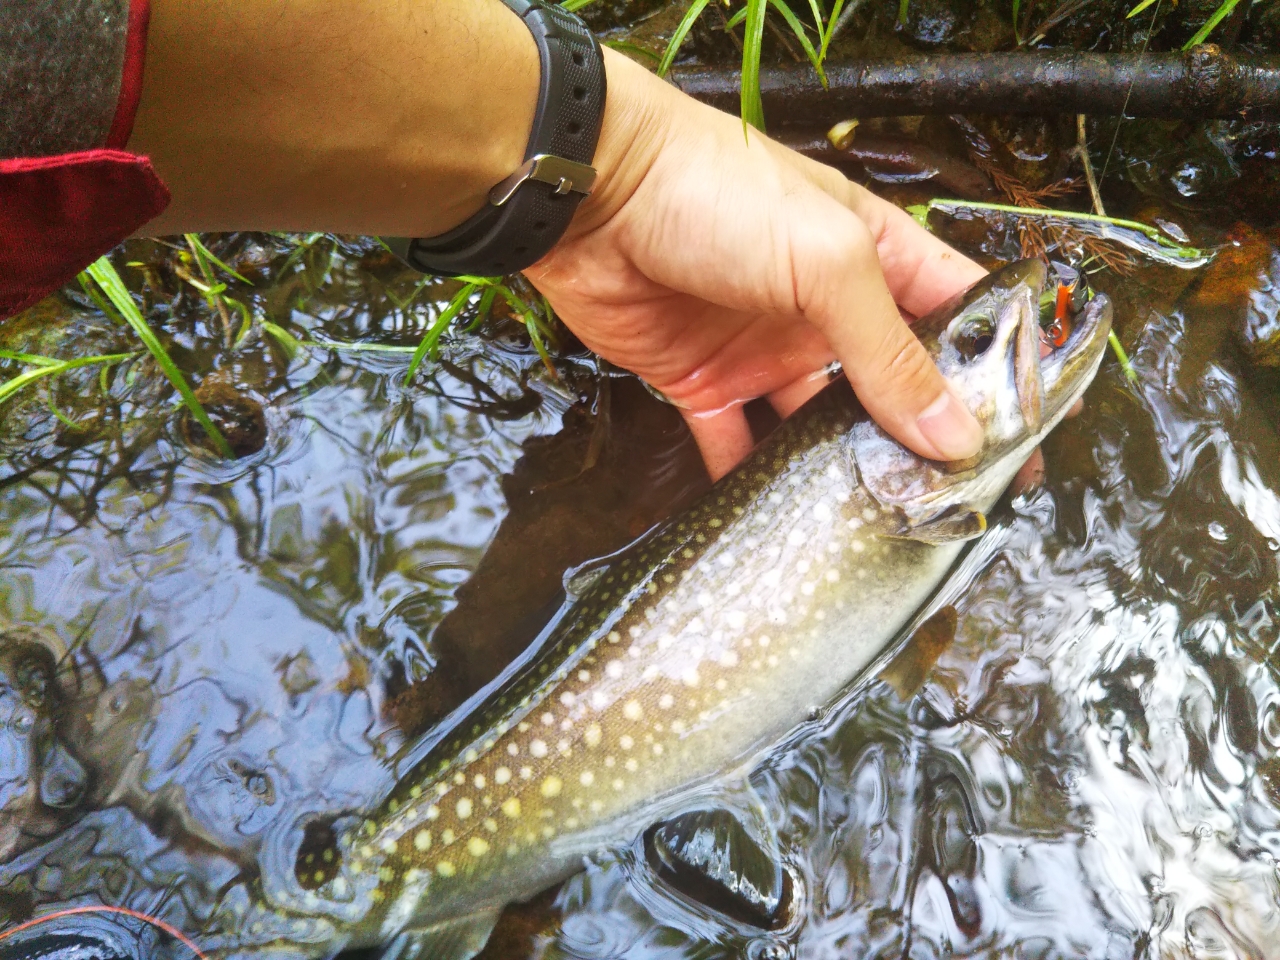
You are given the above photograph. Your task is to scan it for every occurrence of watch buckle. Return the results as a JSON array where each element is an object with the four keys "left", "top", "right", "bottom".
[{"left": 489, "top": 154, "right": 598, "bottom": 206}]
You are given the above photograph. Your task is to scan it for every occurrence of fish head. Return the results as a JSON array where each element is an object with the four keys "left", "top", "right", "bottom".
[{"left": 853, "top": 258, "right": 1112, "bottom": 519}]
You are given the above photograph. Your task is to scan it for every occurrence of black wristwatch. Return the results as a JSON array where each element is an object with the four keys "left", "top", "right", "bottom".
[{"left": 383, "top": 0, "right": 607, "bottom": 278}]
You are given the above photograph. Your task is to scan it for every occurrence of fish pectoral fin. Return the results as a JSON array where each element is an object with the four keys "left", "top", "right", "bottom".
[
  {"left": 647, "top": 805, "right": 786, "bottom": 928},
  {"left": 379, "top": 908, "right": 503, "bottom": 960},
  {"left": 893, "top": 507, "right": 987, "bottom": 544}
]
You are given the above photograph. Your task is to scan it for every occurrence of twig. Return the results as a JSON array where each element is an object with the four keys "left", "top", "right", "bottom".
[{"left": 1076, "top": 114, "right": 1107, "bottom": 218}]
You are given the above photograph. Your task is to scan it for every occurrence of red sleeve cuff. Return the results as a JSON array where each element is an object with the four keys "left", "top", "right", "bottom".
[{"left": 0, "top": 0, "right": 170, "bottom": 322}]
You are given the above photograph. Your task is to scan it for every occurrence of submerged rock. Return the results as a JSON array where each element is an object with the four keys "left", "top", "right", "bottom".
[{"left": 179, "top": 377, "right": 267, "bottom": 458}]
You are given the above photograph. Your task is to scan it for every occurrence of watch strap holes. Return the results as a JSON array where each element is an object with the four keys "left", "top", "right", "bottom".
[
  {"left": 573, "top": 86, "right": 587, "bottom": 101},
  {"left": 572, "top": 51, "right": 585, "bottom": 67}
]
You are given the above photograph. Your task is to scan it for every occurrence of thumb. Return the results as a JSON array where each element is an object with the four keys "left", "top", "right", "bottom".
[{"left": 788, "top": 192, "right": 983, "bottom": 462}]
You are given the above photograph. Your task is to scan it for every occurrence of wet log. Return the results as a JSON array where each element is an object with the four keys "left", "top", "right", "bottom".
[{"left": 672, "top": 48, "right": 1280, "bottom": 123}]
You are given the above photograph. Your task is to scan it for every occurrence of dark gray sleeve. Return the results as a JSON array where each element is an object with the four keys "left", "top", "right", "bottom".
[{"left": 0, "top": 0, "right": 130, "bottom": 158}]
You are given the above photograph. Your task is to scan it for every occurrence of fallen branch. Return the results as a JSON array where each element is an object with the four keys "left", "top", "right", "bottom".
[{"left": 672, "top": 47, "right": 1280, "bottom": 122}]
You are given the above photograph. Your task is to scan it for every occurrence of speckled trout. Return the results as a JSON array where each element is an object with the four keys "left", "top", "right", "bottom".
[{"left": 213, "top": 260, "right": 1111, "bottom": 958}]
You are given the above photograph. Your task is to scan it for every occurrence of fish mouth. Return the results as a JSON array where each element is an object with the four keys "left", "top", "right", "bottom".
[
  {"left": 1004, "top": 260, "right": 1112, "bottom": 433},
  {"left": 1037, "top": 285, "right": 1113, "bottom": 424}
]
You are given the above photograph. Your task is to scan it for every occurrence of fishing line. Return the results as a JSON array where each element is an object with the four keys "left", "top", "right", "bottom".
[
  {"left": 1098, "top": 0, "right": 1164, "bottom": 190},
  {"left": 0, "top": 906, "right": 208, "bottom": 960}
]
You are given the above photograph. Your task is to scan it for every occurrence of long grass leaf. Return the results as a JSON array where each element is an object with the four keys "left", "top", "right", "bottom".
[
  {"left": 403, "top": 283, "right": 479, "bottom": 386},
  {"left": 769, "top": 0, "right": 826, "bottom": 85},
  {"left": 603, "top": 39, "right": 662, "bottom": 62},
  {"left": 741, "top": 0, "right": 768, "bottom": 132},
  {"left": 261, "top": 319, "right": 304, "bottom": 360},
  {"left": 184, "top": 234, "right": 250, "bottom": 284},
  {"left": 657, "top": 0, "right": 713, "bottom": 78},
  {"left": 725, "top": 6, "right": 748, "bottom": 28},
  {"left": 559, "top": 0, "right": 599, "bottom": 10},
  {"left": 1126, "top": 0, "right": 1158, "bottom": 17},
  {"left": 0, "top": 352, "right": 134, "bottom": 407},
  {"left": 1183, "top": 0, "right": 1241, "bottom": 48},
  {"left": 898, "top": 0, "right": 909, "bottom": 26},
  {"left": 0, "top": 350, "right": 64, "bottom": 368},
  {"left": 817, "top": 0, "right": 847, "bottom": 62},
  {"left": 84, "top": 258, "right": 234, "bottom": 458}
]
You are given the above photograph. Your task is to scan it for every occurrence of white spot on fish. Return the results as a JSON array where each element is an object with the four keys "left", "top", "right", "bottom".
[
  {"left": 414, "top": 831, "right": 431, "bottom": 852},
  {"left": 437, "top": 861, "right": 456, "bottom": 878},
  {"left": 560, "top": 692, "right": 576, "bottom": 707},
  {"left": 796, "top": 559, "right": 810, "bottom": 573},
  {"left": 502, "top": 798, "right": 521, "bottom": 818},
  {"left": 623, "top": 701, "right": 643, "bottom": 720},
  {"left": 585, "top": 724, "right": 603, "bottom": 747},
  {"left": 495, "top": 767, "right": 511, "bottom": 785},
  {"left": 456, "top": 798, "right": 473, "bottom": 819},
  {"left": 474, "top": 775, "right": 486, "bottom": 789},
  {"left": 577, "top": 670, "right": 590, "bottom": 682},
  {"left": 698, "top": 592, "right": 713, "bottom": 608},
  {"left": 541, "top": 713, "right": 555, "bottom": 726},
  {"left": 591, "top": 691, "right": 608, "bottom": 710},
  {"left": 658, "top": 693, "right": 674, "bottom": 709},
  {"left": 851, "top": 541, "right": 865, "bottom": 553},
  {"left": 720, "top": 651, "right": 739, "bottom": 667},
  {"left": 580, "top": 771, "right": 594, "bottom": 786},
  {"left": 620, "top": 735, "right": 634, "bottom": 750},
  {"left": 787, "top": 529, "right": 806, "bottom": 546},
  {"left": 530, "top": 740, "right": 548, "bottom": 758},
  {"left": 606, "top": 661, "right": 623, "bottom": 679},
  {"left": 625, "top": 759, "right": 638, "bottom": 772},
  {"left": 813, "top": 502, "right": 832, "bottom": 522},
  {"left": 802, "top": 582, "right": 816, "bottom": 596},
  {"left": 468, "top": 837, "right": 490, "bottom": 857},
  {"left": 508, "top": 743, "right": 519, "bottom": 756},
  {"left": 541, "top": 777, "right": 563, "bottom": 798},
  {"left": 681, "top": 669, "right": 700, "bottom": 687},
  {"left": 826, "top": 569, "right": 839, "bottom": 582}
]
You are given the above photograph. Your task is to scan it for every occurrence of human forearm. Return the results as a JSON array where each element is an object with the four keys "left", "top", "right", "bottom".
[{"left": 130, "top": 0, "right": 539, "bottom": 236}]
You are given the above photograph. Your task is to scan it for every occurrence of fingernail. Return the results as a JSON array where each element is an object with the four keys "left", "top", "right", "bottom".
[{"left": 917, "top": 388, "right": 983, "bottom": 460}]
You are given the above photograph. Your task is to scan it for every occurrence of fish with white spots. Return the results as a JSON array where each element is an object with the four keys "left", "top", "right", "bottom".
[{"left": 202, "top": 260, "right": 1112, "bottom": 959}]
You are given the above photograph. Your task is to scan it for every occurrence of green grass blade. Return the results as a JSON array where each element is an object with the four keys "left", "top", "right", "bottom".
[
  {"left": 1126, "top": 0, "right": 1158, "bottom": 18},
  {"left": 657, "top": 0, "right": 713, "bottom": 77},
  {"left": 78, "top": 273, "right": 125, "bottom": 325},
  {"left": 817, "top": 0, "right": 847, "bottom": 62},
  {"left": 0, "top": 352, "right": 135, "bottom": 407},
  {"left": 0, "top": 350, "right": 63, "bottom": 368},
  {"left": 603, "top": 40, "right": 662, "bottom": 63},
  {"left": 913, "top": 199, "right": 1211, "bottom": 265},
  {"left": 1108, "top": 331, "right": 1139, "bottom": 383},
  {"left": 769, "top": 0, "right": 826, "bottom": 85},
  {"left": 741, "top": 0, "right": 768, "bottom": 132},
  {"left": 559, "top": 0, "right": 599, "bottom": 11},
  {"left": 184, "top": 234, "right": 251, "bottom": 284},
  {"left": 1183, "top": 0, "right": 1241, "bottom": 48},
  {"left": 261, "top": 319, "right": 304, "bottom": 360},
  {"left": 898, "top": 0, "right": 909, "bottom": 26},
  {"left": 403, "top": 283, "right": 480, "bottom": 386},
  {"left": 84, "top": 258, "right": 234, "bottom": 458},
  {"left": 725, "top": 6, "right": 748, "bottom": 28}
]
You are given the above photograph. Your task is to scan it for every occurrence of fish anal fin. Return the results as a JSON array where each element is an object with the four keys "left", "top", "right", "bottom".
[
  {"left": 378, "top": 909, "right": 502, "bottom": 960},
  {"left": 892, "top": 508, "right": 987, "bottom": 545},
  {"left": 647, "top": 806, "right": 787, "bottom": 928}
]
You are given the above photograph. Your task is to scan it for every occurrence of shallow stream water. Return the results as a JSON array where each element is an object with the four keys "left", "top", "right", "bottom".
[{"left": 3, "top": 223, "right": 1280, "bottom": 959}]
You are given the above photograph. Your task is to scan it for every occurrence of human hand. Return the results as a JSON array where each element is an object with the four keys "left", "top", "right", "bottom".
[{"left": 526, "top": 51, "right": 988, "bottom": 480}]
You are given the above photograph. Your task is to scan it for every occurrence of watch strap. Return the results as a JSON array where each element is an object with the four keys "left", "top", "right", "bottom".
[{"left": 384, "top": 0, "right": 606, "bottom": 278}]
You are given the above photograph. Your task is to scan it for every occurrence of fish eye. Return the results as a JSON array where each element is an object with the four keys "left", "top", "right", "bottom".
[{"left": 952, "top": 314, "right": 995, "bottom": 361}]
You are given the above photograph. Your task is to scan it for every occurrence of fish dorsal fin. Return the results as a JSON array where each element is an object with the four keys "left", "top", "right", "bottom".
[
  {"left": 647, "top": 797, "right": 786, "bottom": 928},
  {"left": 377, "top": 908, "right": 503, "bottom": 960},
  {"left": 890, "top": 507, "right": 987, "bottom": 545}
]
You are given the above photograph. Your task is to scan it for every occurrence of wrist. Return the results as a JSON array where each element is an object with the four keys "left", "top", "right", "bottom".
[{"left": 562, "top": 48, "right": 675, "bottom": 240}]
